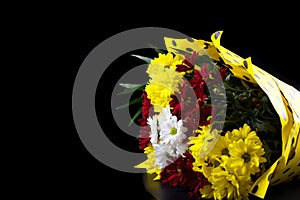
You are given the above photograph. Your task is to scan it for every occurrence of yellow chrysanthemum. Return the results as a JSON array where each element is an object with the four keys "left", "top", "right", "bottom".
[
  {"left": 145, "top": 52, "right": 185, "bottom": 113},
  {"left": 149, "top": 66, "right": 183, "bottom": 93},
  {"left": 226, "top": 139, "right": 267, "bottom": 176},
  {"left": 229, "top": 123, "right": 262, "bottom": 145},
  {"left": 200, "top": 184, "right": 214, "bottom": 199},
  {"left": 189, "top": 124, "right": 266, "bottom": 199},
  {"left": 145, "top": 83, "right": 173, "bottom": 113},
  {"left": 191, "top": 125, "right": 221, "bottom": 157},
  {"left": 209, "top": 133, "right": 231, "bottom": 161},
  {"left": 148, "top": 52, "right": 184, "bottom": 71},
  {"left": 208, "top": 166, "right": 251, "bottom": 200},
  {"left": 134, "top": 145, "right": 161, "bottom": 180},
  {"left": 188, "top": 125, "right": 221, "bottom": 172}
]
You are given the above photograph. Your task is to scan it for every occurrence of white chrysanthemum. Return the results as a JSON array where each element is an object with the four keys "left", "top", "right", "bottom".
[
  {"left": 147, "top": 115, "right": 159, "bottom": 145},
  {"left": 158, "top": 106, "right": 173, "bottom": 127},
  {"left": 158, "top": 107, "right": 188, "bottom": 145},
  {"left": 159, "top": 116, "right": 187, "bottom": 145},
  {"left": 152, "top": 143, "right": 177, "bottom": 169},
  {"left": 146, "top": 107, "right": 189, "bottom": 169},
  {"left": 175, "top": 142, "right": 188, "bottom": 156}
]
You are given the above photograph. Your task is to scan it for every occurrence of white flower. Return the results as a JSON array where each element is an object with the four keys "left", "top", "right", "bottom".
[
  {"left": 159, "top": 116, "right": 187, "bottom": 145},
  {"left": 153, "top": 143, "right": 175, "bottom": 169},
  {"left": 147, "top": 106, "right": 189, "bottom": 169},
  {"left": 157, "top": 106, "right": 173, "bottom": 128},
  {"left": 147, "top": 115, "right": 159, "bottom": 145}
]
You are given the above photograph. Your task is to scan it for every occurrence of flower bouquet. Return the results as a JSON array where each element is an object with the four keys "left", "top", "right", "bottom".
[{"left": 120, "top": 31, "right": 300, "bottom": 199}]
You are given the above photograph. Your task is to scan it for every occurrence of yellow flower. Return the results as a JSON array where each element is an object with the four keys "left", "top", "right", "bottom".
[
  {"left": 200, "top": 184, "right": 214, "bottom": 199},
  {"left": 134, "top": 145, "right": 161, "bottom": 180},
  {"left": 149, "top": 66, "right": 183, "bottom": 93},
  {"left": 209, "top": 133, "right": 231, "bottom": 161},
  {"left": 145, "top": 83, "right": 173, "bottom": 112},
  {"left": 229, "top": 123, "right": 262, "bottom": 145},
  {"left": 147, "top": 52, "right": 184, "bottom": 84},
  {"left": 193, "top": 125, "right": 221, "bottom": 157},
  {"left": 226, "top": 139, "right": 267, "bottom": 175},
  {"left": 188, "top": 125, "right": 221, "bottom": 172},
  {"left": 148, "top": 52, "right": 184, "bottom": 71},
  {"left": 208, "top": 166, "right": 251, "bottom": 200},
  {"left": 145, "top": 52, "right": 184, "bottom": 113}
]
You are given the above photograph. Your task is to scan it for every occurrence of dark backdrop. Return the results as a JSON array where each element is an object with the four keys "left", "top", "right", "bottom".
[{"left": 66, "top": 8, "right": 300, "bottom": 200}]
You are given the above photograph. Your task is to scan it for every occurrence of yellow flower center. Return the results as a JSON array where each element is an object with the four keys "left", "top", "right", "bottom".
[{"left": 170, "top": 127, "right": 177, "bottom": 135}]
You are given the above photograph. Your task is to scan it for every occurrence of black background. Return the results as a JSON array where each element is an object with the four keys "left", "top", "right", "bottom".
[{"left": 39, "top": 4, "right": 300, "bottom": 200}]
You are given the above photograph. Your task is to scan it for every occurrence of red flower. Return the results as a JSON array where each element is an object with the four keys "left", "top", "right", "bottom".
[
  {"left": 176, "top": 63, "right": 191, "bottom": 73},
  {"left": 184, "top": 106, "right": 200, "bottom": 132},
  {"left": 201, "top": 63, "right": 228, "bottom": 85},
  {"left": 189, "top": 69, "right": 207, "bottom": 101},
  {"left": 175, "top": 52, "right": 197, "bottom": 73},
  {"left": 160, "top": 152, "right": 208, "bottom": 199},
  {"left": 199, "top": 106, "right": 213, "bottom": 127},
  {"left": 169, "top": 94, "right": 184, "bottom": 120},
  {"left": 185, "top": 51, "right": 199, "bottom": 66},
  {"left": 138, "top": 125, "right": 150, "bottom": 150},
  {"left": 141, "top": 91, "right": 152, "bottom": 119},
  {"left": 137, "top": 91, "right": 152, "bottom": 150},
  {"left": 218, "top": 67, "right": 227, "bottom": 80}
]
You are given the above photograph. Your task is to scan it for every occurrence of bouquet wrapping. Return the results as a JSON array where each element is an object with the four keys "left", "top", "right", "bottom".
[{"left": 127, "top": 31, "right": 300, "bottom": 199}]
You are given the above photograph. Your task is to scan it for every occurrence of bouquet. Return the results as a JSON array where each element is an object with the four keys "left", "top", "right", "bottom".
[{"left": 120, "top": 31, "right": 300, "bottom": 199}]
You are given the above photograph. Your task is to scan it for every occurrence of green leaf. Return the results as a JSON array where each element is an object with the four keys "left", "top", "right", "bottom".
[
  {"left": 119, "top": 83, "right": 142, "bottom": 89},
  {"left": 128, "top": 108, "right": 142, "bottom": 127},
  {"left": 115, "top": 97, "right": 143, "bottom": 110},
  {"left": 131, "top": 54, "right": 152, "bottom": 64},
  {"left": 117, "top": 83, "right": 146, "bottom": 95}
]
